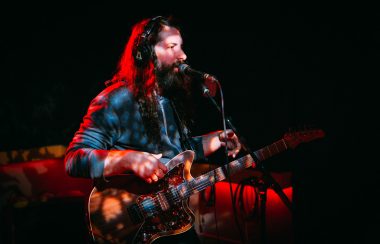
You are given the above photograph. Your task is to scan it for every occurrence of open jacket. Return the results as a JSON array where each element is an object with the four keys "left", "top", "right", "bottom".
[{"left": 64, "top": 81, "right": 204, "bottom": 179}]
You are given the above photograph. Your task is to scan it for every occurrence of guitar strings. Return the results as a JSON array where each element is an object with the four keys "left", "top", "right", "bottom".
[{"left": 93, "top": 137, "right": 306, "bottom": 221}]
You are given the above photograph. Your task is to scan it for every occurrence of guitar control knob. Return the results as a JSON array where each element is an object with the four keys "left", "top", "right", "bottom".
[{"left": 142, "top": 233, "right": 148, "bottom": 241}]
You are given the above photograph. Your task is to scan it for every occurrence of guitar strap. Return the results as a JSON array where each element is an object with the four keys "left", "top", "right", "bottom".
[{"left": 169, "top": 100, "right": 195, "bottom": 151}]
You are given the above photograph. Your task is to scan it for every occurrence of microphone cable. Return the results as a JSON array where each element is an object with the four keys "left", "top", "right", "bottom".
[{"left": 214, "top": 79, "right": 246, "bottom": 244}]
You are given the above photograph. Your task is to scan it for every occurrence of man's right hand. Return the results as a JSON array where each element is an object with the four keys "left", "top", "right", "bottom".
[
  {"left": 104, "top": 150, "right": 168, "bottom": 184},
  {"left": 128, "top": 152, "right": 168, "bottom": 183}
]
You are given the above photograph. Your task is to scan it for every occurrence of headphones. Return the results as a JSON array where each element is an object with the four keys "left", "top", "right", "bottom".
[{"left": 134, "top": 16, "right": 164, "bottom": 67}]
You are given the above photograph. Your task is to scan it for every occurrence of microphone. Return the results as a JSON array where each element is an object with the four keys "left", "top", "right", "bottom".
[{"left": 178, "top": 63, "right": 218, "bottom": 97}]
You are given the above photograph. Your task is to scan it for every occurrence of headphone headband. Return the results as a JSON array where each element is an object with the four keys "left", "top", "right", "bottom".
[{"left": 141, "top": 16, "right": 163, "bottom": 39}]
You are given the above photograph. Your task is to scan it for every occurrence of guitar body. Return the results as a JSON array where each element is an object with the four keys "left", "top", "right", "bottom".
[{"left": 87, "top": 150, "right": 196, "bottom": 244}]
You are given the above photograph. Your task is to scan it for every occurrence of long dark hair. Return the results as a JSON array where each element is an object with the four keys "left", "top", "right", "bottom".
[{"left": 111, "top": 16, "right": 194, "bottom": 143}]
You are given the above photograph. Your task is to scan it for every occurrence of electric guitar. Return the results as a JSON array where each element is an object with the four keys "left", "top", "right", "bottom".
[{"left": 87, "top": 129, "right": 325, "bottom": 243}]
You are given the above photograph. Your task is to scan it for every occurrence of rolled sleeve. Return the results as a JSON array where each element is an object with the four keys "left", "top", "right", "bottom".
[{"left": 64, "top": 89, "right": 122, "bottom": 179}]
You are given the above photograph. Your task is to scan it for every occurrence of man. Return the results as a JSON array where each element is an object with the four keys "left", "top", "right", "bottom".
[{"left": 65, "top": 15, "right": 241, "bottom": 243}]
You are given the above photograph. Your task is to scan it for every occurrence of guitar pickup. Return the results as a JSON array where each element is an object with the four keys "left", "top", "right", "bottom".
[{"left": 127, "top": 203, "right": 144, "bottom": 224}]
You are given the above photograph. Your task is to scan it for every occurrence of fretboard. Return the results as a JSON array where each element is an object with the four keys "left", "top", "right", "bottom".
[
  {"left": 253, "top": 139, "right": 288, "bottom": 161},
  {"left": 176, "top": 138, "right": 288, "bottom": 199}
]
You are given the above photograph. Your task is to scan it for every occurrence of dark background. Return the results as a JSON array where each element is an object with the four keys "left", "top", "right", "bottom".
[{"left": 1, "top": 1, "right": 378, "bottom": 244}]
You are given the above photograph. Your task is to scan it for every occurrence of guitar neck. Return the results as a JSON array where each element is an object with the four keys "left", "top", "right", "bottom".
[
  {"left": 254, "top": 138, "right": 288, "bottom": 161},
  {"left": 176, "top": 139, "right": 288, "bottom": 199}
]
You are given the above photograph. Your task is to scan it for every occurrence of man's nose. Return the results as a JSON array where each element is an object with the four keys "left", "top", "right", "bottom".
[{"left": 177, "top": 50, "right": 187, "bottom": 62}]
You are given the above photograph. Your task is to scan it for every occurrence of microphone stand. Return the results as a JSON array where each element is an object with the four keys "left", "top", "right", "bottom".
[{"left": 202, "top": 88, "right": 293, "bottom": 244}]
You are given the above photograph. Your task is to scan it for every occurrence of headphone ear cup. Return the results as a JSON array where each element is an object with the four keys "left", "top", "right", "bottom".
[
  {"left": 135, "top": 41, "right": 152, "bottom": 67},
  {"left": 134, "top": 16, "right": 164, "bottom": 67}
]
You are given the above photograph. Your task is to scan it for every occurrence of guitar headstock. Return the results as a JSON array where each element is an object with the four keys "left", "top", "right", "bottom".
[{"left": 283, "top": 128, "right": 325, "bottom": 149}]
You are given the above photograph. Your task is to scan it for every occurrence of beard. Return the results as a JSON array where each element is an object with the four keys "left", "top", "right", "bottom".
[
  {"left": 155, "top": 62, "right": 195, "bottom": 129},
  {"left": 155, "top": 63, "right": 191, "bottom": 99}
]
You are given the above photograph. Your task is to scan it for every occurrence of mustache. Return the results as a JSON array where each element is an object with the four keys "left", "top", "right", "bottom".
[
  {"left": 156, "top": 61, "right": 185, "bottom": 78},
  {"left": 174, "top": 60, "right": 186, "bottom": 67},
  {"left": 156, "top": 61, "right": 184, "bottom": 71}
]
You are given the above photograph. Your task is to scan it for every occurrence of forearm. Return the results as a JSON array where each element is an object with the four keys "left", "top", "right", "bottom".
[
  {"left": 200, "top": 129, "right": 242, "bottom": 158},
  {"left": 105, "top": 150, "right": 167, "bottom": 183},
  {"left": 201, "top": 130, "right": 222, "bottom": 156},
  {"left": 103, "top": 149, "right": 136, "bottom": 177},
  {"left": 65, "top": 146, "right": 147, "bottom": 178}
]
